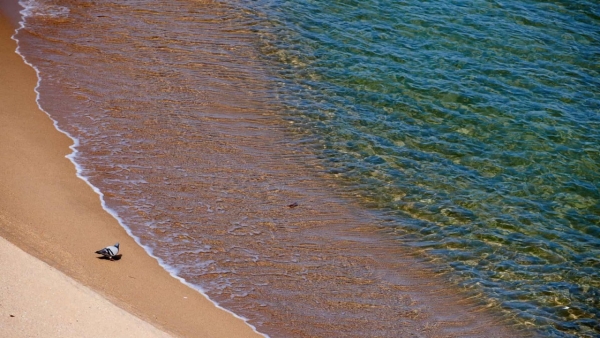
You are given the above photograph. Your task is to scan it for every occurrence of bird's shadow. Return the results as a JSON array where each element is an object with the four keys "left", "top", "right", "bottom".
[{"left": 96, "top": 254, "right": 122, "bottom": 261}]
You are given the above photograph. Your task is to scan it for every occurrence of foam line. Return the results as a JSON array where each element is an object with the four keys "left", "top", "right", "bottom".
[{"left": 11, "top": 2, "right": 267, "bottom": 336}]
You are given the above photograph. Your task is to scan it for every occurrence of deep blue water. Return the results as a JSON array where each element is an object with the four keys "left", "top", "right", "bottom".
[{"left": 237, "top": 0, "right": 600, "bottom": 336}]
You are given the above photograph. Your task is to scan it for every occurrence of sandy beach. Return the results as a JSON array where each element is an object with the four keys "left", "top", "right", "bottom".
[
  {"left": 0, "top": 4, "right": 262, "bottom": 338},
  {"left": 0, "top": 236, "right": 173, "bottom": 337}
]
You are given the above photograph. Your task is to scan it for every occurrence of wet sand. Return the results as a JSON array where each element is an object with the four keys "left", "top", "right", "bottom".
[{"left": 0, "top": 6, "right": 262, "bottom": 338}]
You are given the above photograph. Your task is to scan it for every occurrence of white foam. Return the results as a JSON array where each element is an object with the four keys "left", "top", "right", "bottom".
[
  {"left": 11, "top": 3, "right": 268, "bottom": 336},
  {"left": 19, "top": 0, "right": 69, "bottom": 19}
]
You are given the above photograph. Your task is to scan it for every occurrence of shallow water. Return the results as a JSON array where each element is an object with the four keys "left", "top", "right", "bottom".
[{"left": 14, "top": 0, "right": 600, "bottom": 337}]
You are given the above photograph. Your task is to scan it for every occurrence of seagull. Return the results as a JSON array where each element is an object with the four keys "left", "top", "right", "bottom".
[{"left": 95, "top": 243, "right": 120, "bottom": 261}]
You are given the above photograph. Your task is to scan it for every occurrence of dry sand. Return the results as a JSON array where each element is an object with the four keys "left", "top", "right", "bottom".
[
  {"left": 0, "top": 236, "right": 172, "bottom": 337},
  {"left": 0, "top": 6, "right": 263, "bottom": 338}
]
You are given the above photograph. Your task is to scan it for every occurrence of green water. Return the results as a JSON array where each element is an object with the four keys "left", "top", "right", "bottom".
[{"left": 244, "top": 0, "right": 600, "bottom": 336}]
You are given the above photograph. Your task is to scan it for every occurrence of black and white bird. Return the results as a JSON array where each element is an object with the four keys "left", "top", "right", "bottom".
[{"left": 95, "top": 243, "right": 120, "bottom": 260}]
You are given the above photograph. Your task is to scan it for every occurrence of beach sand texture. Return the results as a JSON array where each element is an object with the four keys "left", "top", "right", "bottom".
[
  {"left": 0, "top": 236, "right": 172, "bottom": 338},
  {"left": 0, "top": 5, "right": 262, "bottom": 338}
]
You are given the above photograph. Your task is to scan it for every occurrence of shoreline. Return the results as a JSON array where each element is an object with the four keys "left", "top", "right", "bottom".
[
  {"left": 0, "top": 4, "right": 263, "bottom": 338},
  {"left": 0, "top": 1, "right": 533, "bottom": 336}
]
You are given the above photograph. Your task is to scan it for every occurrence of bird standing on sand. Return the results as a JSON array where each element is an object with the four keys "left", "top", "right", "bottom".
[{"left": 95, "top": 243, "right": 120, "bottom": 260}]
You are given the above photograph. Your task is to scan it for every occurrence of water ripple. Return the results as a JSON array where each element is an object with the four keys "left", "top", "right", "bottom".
[{"left": 249, "top": 0, "right": 600, "bottom": 336}]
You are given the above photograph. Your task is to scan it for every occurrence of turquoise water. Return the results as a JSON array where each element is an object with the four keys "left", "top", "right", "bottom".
[{"left": 242, "top": 0, "right": 599, "bottom": 336}]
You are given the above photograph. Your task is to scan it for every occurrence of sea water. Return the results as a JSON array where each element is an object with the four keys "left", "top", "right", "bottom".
[{"left": 13, "top": 0, "right": 599, "bottom": 337}]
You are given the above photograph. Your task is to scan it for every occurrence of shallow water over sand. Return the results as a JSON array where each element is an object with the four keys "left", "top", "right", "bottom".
[{"left": 15, "top": 0, "right": 599, "bottom": 336}]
